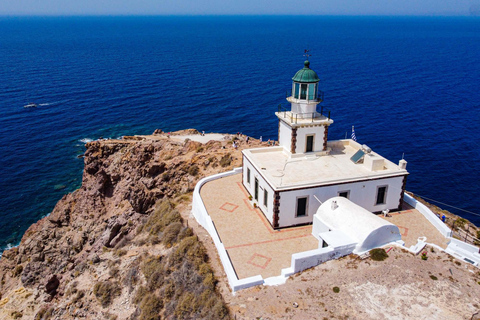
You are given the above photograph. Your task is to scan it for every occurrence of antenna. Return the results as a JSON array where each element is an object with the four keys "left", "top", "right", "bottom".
[{"left": 303, "top": 49, "right": 311, "bottom": 60}]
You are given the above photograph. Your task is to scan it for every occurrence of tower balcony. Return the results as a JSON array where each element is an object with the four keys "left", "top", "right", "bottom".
[
  {"left": 276, "top": 105, "right": 333, "bottom": 126},
  {"left": 286, "top": 89, "right": 324, "bottom": 104}
]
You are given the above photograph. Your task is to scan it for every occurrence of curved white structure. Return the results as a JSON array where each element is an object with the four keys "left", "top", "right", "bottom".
[{"left": 313, "top": 196, "right": 401, "bottom": 254}]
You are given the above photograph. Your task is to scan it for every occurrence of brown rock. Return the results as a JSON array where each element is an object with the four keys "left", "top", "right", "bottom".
[{"left": 45, "top": 275, "right": 60, "bottom": 297}]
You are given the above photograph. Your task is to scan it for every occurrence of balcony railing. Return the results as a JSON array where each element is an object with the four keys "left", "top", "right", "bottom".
[
  {"left": 277, "top": 104, "right": 331, "bottom": 124},
  {"left": 286, "top": 89, "right": 324, "bottom": 102}
]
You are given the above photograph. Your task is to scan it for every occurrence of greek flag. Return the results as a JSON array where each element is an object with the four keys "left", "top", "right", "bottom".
[{"left": 351, "top": 126, "right": 357, "bottom": 141}]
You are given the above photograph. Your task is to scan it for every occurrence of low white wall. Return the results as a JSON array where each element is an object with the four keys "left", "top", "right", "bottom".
[
  {"left": 192, "top": 167, "right": 264, "bottom": 292},
  {"left": 403, "top": 193, "right": 452, "bottom": 238},
  {"left": 291, "top": 245, "right": 354, "bottom": 273},
  {"left": 446, "top": 238, "right": 480, "bottom": 267}
]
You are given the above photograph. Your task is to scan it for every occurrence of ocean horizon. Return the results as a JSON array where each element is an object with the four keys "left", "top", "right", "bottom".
[{"left": 1, "top": 15, "right": 479, "bottom": 254}]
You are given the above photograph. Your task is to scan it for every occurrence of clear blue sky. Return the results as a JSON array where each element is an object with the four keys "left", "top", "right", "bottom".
[{"left": 1, "top": 0, "right": 479, "bottom": 16}]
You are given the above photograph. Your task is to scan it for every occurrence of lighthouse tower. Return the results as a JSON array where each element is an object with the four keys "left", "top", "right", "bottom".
[{"left": 276, "top": 60, "right": 334, "bottom": 156}]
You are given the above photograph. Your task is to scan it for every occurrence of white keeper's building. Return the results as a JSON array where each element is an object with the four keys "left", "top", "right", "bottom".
[{"left": 242, "top": 60, "right": 409, "bottom": 229}]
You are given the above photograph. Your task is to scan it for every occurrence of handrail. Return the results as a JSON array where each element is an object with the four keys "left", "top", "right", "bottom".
[
  {"left": 277, "top": 104, "right": 332, "bottom": 123},
  {"left": 286, "top": 89, "right": 324, "bottom": 102}
]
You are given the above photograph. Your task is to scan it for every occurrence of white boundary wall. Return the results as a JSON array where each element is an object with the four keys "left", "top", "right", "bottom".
[
  {"left": 445, "top": 238, "right": 480, "bottom": 267},
  {"left": 192, "top": 168, "right": 264, "bottom": 292},
  {"left": 192, "top": 168, "right": 366, "bottom": 292},
  {"left": 403, "top": 193, "right": 452, "bottom": 238}
]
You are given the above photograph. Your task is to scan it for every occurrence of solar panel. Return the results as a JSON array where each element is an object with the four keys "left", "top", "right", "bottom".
[{"left": 350, "top": 149, "right": 365, "bottom": 164}]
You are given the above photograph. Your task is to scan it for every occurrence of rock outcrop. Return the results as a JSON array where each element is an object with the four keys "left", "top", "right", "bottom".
[{"left": 0, "top": 129, "right": 265, "bottom": 319}]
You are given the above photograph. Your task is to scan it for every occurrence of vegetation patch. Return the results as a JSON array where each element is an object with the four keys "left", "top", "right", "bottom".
[
  {"left": 219, "top": 154, "right": 232, "bottom": 167},
  {"left": 429, "top": 275, "right": 438, "bottom": 280},
  {"left": 34, "top": 307, "right": 53, "bottom": 320},
  {"left": 139, "top": 293, "right": 163, "bottom": 320},
  {"left": 187, "top": 165, "right": 199, "bottom": 176},
  {"left": 370, "top": 248, "right": 389, "bottom": 261},
  {"left": 93, "top": 280, "right": 121, "bottom": 308},
  {"left": 143, "top": 200, "right": 182, "bottom": 235},
  {"left": 333, "top": 287, "right": 340, "bottom": 293},
  {"left": 13, "top": 265, "right": 23, "bottom": 277}
]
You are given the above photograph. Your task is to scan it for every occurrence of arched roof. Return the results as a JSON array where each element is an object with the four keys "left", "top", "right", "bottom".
[
  {"left": 292, "top": 60, "right": 320, "bottom": 83},
  {"left": 315, "top": 197, "right": 401, "bottom": 253}
]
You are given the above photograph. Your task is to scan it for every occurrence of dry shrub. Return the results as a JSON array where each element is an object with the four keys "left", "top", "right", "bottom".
[
  {"left": 177, "top": 227, "right": 193, "bottom": 241},
  {"left": 114, "top": 249, "right": 127, "bottom": 257},
  {"left": 93, "top": 280, "right": 121, "bottom": 308},
  {"left": 141, "top": 256, "right": 166, "bottom": 290},
  {"left": 187, "top": 165, "right": 199, "bottom": 176},
  {"left": 133, "top": 286, "right": 149, "bottom": 305},
  {"left": 162, "top": 222, "right": 183, "bottom": 248},
  {"left": 72, "top": 290, "right": 85, "bottom": 304},
  {"left": 124, "top": 266, "right": 139, "bottom": 293},
  {"left": 175, "top": 292, "right": 199, "bottom": 318},
  {"left": 139, "top": 293, "right": 163, "bottom": 320},
  {"left": 219, "top": 154, "right": 231, "bottom": 167},
  {"left": 172, "top": 236, "right": 208, "bottom": 268},
  {"left": 143, "top": 200, "right": 182, "bottom": 235},
  {"left": 13, "top": 265, "right": 23, "bottom": 277},
  {"left": 109, "top": 265, "right": 120, "bottom": 278},
  {"left": 34, "top": 307, "right": 54, "bottom": 320},
  {"left": 370, "top": 248, "right": 389, "bottom": 261}
]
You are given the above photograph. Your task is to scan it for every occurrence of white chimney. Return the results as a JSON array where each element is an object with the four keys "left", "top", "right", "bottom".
[{"left": 399, "top": 159, "right": 407, "bottom": 170}]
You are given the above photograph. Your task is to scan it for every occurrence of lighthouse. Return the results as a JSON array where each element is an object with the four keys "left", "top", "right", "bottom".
[
  {"left": 242, "top": 58, "right": 408, "bottom": 229},
  {"left": 276, "top": 60, "right": 334, "bottom": 155}
]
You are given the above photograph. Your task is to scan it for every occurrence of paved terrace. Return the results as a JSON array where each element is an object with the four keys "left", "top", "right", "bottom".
[
  {"left": 200, "top": 174, "right": 318, "bottom": 279},
  {"left": 200, "top": 174, "right": 449, "bottom": 280},
  {"left": 380, "top": 202, "right": 449, "bottom": 249}
]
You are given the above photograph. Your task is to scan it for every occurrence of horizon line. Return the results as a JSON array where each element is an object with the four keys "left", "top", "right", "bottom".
[{"left": 1, "top": 13, "right": 479, "bottom": 18}]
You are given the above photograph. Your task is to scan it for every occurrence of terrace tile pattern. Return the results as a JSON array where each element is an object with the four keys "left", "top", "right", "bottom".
[{"left": 200, "top": 174, "right": 318, "bottom": 279}]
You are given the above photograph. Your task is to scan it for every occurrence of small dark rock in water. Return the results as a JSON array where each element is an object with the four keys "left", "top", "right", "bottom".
[{"left": 54, "top": 184, "right": 66, "bottom": 191}]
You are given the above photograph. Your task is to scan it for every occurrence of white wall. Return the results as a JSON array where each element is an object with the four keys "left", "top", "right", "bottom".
[
  {"left": 243, "top": 156, "right": 275, "bottom": 226},
  {"left": 192, "top": 167, "right": 265, "bottom": 292},
  {"left": 278, "top": 120, "right": 291, "bottom": 152},
  {"left": 291, "top": 102, "right": 317, "bottom": 115},
  {"left": 277, "top": 176, "right": 405, "bottom": 228},
  {"left": 403, "top": 193, "right": 452, "bottom": 238},
  {"left": 295, "top": 125, "right": 325, "bottom": 154}
]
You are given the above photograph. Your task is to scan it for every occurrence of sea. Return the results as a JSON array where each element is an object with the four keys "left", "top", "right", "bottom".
[{"left": 1, "top": 16, "right": 479, "bottom": 254}]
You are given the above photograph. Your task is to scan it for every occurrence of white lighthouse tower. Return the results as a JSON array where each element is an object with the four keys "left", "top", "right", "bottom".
[{"left": 276, "top": 60, "right": 334, "bottom": 156}]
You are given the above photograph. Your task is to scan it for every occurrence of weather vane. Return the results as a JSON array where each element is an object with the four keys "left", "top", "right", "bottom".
[{"left": 304, "top": 49, "right": 311, "bottom": 60}]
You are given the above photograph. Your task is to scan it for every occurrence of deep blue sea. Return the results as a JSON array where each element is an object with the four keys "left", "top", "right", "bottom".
[{"left": 1, "top": 16, "right": 479, "bottom": 253}]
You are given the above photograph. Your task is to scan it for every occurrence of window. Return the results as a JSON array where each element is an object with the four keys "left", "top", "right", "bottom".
[
  {"left": 308, "top": 83, "right": 315, "bottom": 100},
  {"left": 247, "top": 168, "right": 251, "bottom": 184},
  {"left": 306, "top": 135, "right": 314, "bottom": 152},
  {"left": 376, "top": 186, "right": 387, "bottom": 205},
  {"left": 254, "top": 178, "right": 259, "bottom": 201},
  {"left": 338, "top": 191, "right": 349, "bottom": 199},
  {"left": 294, "top": 83, "right": 300, "bottom": 99},
  {"left": 296, "top": 197, "right": 308, "bottom": 217},
  {"left": 263, "top": 189, "right": 268, "bottom": 208},
  {"left": 300, "top": 84, "right": 307, "bottom": 99}
]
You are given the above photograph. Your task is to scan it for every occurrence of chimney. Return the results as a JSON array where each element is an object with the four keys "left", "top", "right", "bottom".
[{"left": 399, "top": 159, "right": 407, "bottom": 170}]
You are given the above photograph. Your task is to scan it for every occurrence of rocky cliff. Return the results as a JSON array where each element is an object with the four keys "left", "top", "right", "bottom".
[{"left": 0, "top": 129, "right": 263, "bottom": 319}]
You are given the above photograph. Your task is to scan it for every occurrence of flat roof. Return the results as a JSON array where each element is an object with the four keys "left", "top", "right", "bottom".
[{"left": 242, "top": 139, "right": 408, "bottom": 191}]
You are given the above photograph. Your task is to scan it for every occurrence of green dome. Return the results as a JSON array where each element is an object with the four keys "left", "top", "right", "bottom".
[{"left": 292, "top": 60, "right": 320, "bottom": 83}]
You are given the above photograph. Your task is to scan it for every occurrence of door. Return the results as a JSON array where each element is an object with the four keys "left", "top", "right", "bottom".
[
  {"left": 254, "top": 178, "right": 259, "bottom": 201},
  {"left": 306, "top": 135, "right": 314, "bottom": 152}
]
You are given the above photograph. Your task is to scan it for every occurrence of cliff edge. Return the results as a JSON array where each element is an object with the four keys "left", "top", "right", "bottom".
[{"left": 0, "top": 129, "right": 262, "bottom": 319}]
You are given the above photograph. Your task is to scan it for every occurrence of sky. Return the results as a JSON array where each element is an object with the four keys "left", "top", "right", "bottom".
[{"left": 0, "top": 0, "right": 479, "bottom": 16}]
